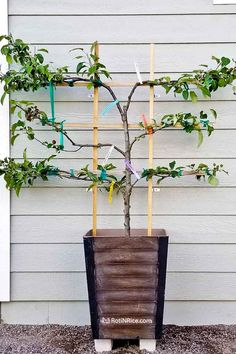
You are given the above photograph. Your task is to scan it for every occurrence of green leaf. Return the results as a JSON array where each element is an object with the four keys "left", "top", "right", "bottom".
[
  {"left": 198, "top": 163, "right": 208, "bottom": 169},
  {"left": 87, "top": 82, "right": 94, "bottom": 89},
  {"left": 210, "top": 109, "right": 217, "bottom": 119},
  {"left": 10, "top": 105, "right": 17, "bottom": 114},
  {"left": 10, "top": 134, "right": 19, "bottom": 145},
  {"left": 169, "top": 161, "right": 176, "bottom": 170},
  {"left": 0, "top": 35, "right": 7, "bottom": 42},
  {"left": 212, "top": 56, "right": 220, "bottom": 64},
  {"left": 200, "top": 86, "right": 211, "bottom": 98},
  {"left": 218, "top": 78, "right": 225, "bottom": 87},
  {"left": 36, "top": 53, "right": 44, "bottom": 64},
  {"left": 15, "top": 184, "right": 21, "bottom": 197},
  {"left": 182, "top": 90, "right": 189, "bottom": 100},
  {"left": 208, "top": 175, "right": 219, "bottom": 186},
  {"left": 37, "top": 48, "right": 48, "bottom": 53},
  {"left": 91, "top": 41, "right": 98, "bottom": 53},
  {"left": 197, "top": 130, "right": 204, "bottom": 147},
  {"left": 207, "top": 124, "right": 214, "bottom": 136},
  {"left": 6, "top": 54, "right": 13, "bottom": 64},
  {"left": 69, "top": 47, "right": 84, "bottom": 52},
  {"left": 221, "top": 57, "right": 230, "bottom": 67},
  {"left": 23, "top": 148, "right": 27, "bottom": 161},
  {"left": 76, "top": 62, "right": 86, "bottom": 74},
  {"left": 1, "top": 92, "right": 7, "bottom": 105},
  {"left": 190, "top": 91, "right": 198, "bottom": 103}
]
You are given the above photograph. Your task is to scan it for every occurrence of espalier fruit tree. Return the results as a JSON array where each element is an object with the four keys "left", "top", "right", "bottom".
[{"left": 0, "top": 35, "right": 235, "bottom": 236}]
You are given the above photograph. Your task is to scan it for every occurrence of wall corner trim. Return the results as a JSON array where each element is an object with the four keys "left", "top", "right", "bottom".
[{"left": 0, "top": 0, "right": 10, "bottom": 302}]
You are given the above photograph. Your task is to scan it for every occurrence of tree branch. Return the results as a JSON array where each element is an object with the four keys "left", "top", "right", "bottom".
[
  {"left": 14, "top": 103, "right": 126, "bottom": 157},
  {"left": 130, "top": 170, "right": 208, "bottom": 191},
  {"left": 126, "top": 82, "right": 141, "bottom": 112},
  {"left": 63, "top": 77, "right": 124, "bottom": 117},
  {"left": 68, "top": 142, "right": 125, "bottom": 156},
  {"left": 129, "top": 125, "right": 165, "bottom": 152}
]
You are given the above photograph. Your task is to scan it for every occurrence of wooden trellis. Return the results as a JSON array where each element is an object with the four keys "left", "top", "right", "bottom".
[{"left": 59, "top": 43, "right": 156, "bottom": 236}]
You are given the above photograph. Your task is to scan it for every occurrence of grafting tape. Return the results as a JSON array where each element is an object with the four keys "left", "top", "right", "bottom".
[
  {"left": 101, "top": 99, "right": 119, "bottom": 116},
  {"left": 108, "top": 180, "right": 115, "bottom": 203},
  {"left": 100, "top": 169, "right": 107, "bottom": 181},
  {"left": 49, "top": 81, "right": 55, "bottom": 126}
]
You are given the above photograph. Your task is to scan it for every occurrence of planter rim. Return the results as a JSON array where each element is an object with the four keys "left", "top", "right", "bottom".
[{"left": 84, "top": 228, "right": 168, "bottom": 238}]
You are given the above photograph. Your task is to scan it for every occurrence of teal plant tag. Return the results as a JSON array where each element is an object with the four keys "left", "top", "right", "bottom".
[{"left": 100, "top": 169, "right": 107, "bottom": 181}]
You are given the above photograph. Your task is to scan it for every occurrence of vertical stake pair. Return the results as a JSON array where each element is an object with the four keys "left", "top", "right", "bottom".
[{"left": 92, "top": 44, "right": 155, "bottom": 237}]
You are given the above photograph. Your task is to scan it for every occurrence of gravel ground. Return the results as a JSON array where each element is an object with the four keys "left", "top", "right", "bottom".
[{"left": 0, "top": 324, "right": 235, "bottom": 354}]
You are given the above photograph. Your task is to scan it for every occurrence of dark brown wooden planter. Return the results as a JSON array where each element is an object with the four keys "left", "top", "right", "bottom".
[{"left": 84, "top": 229, "right": 168, "bottom": 340}]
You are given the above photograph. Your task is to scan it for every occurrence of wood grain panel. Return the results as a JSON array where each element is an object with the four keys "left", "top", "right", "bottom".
[
  {"left": 92, "top": 232, "right": 161, "bottom": 248},
  {"left": 96, "top": 264, "right": 157, "bottom": 277},
  {"left": 98, "top": 302, "right": 156, "bottom": 316},
  {"left": 96, "top": 276, "right": 157, "bottom": 290},
  {"left": 99, "top": 323, "right": 156, "bottom": 339},
  {"left": 94, "top": 250, "right": 158, "bottom": 265},
  {"left": 96, "top": 289, "right": 156, "bottom": 303}
]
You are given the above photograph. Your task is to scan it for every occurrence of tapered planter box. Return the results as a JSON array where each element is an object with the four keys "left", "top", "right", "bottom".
[{"left": 84, "top": 229, "right": 168, "bottom": 340}]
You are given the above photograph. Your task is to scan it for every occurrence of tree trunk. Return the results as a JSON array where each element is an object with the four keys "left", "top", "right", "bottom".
[{"left": 122, "top": 107, "right": 132, "bottom": 237}]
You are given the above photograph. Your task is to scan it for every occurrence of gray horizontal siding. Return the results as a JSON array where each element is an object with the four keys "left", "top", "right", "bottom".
[
  {"left": 2, "top": 1, "right": 236, "bottom": 326},
  {"left": 10, "top": 188, "right": 236, "bottom": 215},
  {"left": 8, "top": 0, "right": 236, "bottom": 15},
  {"left": 11, "top": 215, "right": 236, "bottom": 244},
  {"left": 2, "top": 301, "right": 236, "bottom": 325},
  {"left": 11, "top": 130, "right": 236, "bottom": 159},
  {"left": 11, "top": 244, "right": 236, "bottom": 273},
  {"left": 9, "top": 15, "right": 236, "bottom": 44},
  {"left": 9, "top": 272, "right": 236, "bottom": 301},
  {"left": 28, "top": 43, "right": 236, "bottom": 73},
  {"left": 12, "top": 100, "right": 236, "bottom": 129},
  {"left": 1, "top": 301, "right": 90, "bottom": 325}
]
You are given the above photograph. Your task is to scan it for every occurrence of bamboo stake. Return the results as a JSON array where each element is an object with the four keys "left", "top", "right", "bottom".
[
  {"left": 92, "top": 43, "right": 99, "bottom": 236},
  {"left": 148, "top": 44, "right": 155, "bottom": 236}
]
